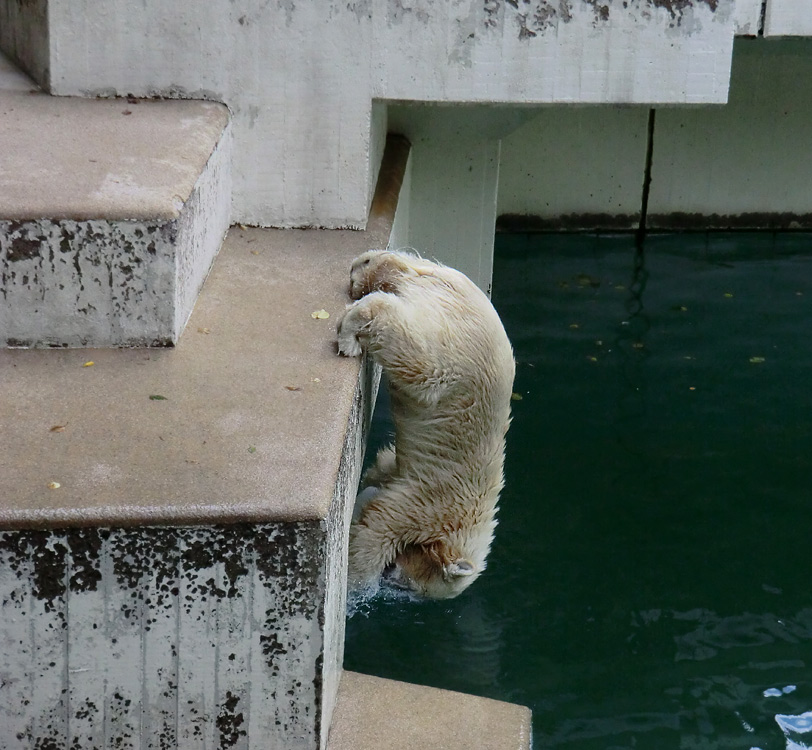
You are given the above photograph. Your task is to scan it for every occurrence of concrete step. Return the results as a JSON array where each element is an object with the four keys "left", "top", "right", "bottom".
[
  {"left": 328, "top": 671, "right": 532, "bottom": 750},
  {"left": 0, "top": 52, "right": 231, "bottom": 348},
  {"left": 0, "top": 136, "right": 411, "bottom": 749}
]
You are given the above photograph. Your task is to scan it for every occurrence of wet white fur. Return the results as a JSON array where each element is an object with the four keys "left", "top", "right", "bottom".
[{"left": 337, "top": 250, "right": 515, "bottom": 599}]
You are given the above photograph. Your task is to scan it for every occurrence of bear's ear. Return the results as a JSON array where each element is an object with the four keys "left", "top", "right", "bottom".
[{"left": 446, "top": 559, "right": 476, "bottom": 578}]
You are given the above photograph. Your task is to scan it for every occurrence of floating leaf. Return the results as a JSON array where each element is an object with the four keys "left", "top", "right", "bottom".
[
  {"left": 587, "top": 356, "right": 598, "bottom": 362},
  {"left": 689, "top": 386, "right": 696, "bottom": 391},
  {"left": 568, "top": 323, "right": 580, "bottom": 330},
  {"left": 311, "top": 309, "right": 330, "bottom": 320},
  {"left": 149, "top": 394, "right": 168, "bottom": 401},
  {"left": 48, "top": 482, "right": 61, "bottom": 490},
  {"left": 511, "top": 392, "right": 523, "bottom": 401},
  {"left": 576, "top": 273, "right": 600, "bottom": 288},
  {"left": 724, "top": 292, "right": 734, "bottom": 298},
  {"left": 749, "top": 356, "right": 766, "bottom": 364},
  {"left": 50, "top": 424, "right": 66, "bottom": 433},
  {"left": 82, "top": 361, "right": 95, "bottom": 367},
  {"left": 248, "top": 446, "right": 257, "bottom": 453},
  {"left": 285, "top": 385, "right": 302, "bottom": 391}
]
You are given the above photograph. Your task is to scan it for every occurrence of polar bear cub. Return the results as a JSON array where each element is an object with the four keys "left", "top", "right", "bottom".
[{"left": 337, "top": 250, "right": 515, "bottom": 599}]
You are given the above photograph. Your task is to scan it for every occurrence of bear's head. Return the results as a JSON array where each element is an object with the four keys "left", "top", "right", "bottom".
[{"left": 384, "top": 541, "right": 480, "bottom": 599}]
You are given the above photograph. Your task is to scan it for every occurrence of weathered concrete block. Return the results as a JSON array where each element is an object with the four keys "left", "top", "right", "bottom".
[
  {"left": 0, "top": 136, "right": 409, "bottom": 750},
  {"left": 0, "top": 324, "right": 378, "bottom": 750},
  {"left": 0, "top": 93, "right": 232, "bottom": 348},
  {"left": 0, "top": 522, "right": 333, "bottom": 748}
]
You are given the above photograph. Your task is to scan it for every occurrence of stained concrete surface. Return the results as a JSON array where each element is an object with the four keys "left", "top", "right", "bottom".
[{"left": 328, "top": 671, "right": 533, "bottom": 750}]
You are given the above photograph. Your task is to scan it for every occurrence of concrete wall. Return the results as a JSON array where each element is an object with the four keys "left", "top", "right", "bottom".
[
  {"left": 498, "top": 106, "right": 648, "bottom": 231},
  {"left": 388, "top": 106, "right": 534, "bottom": 292},
  {"left": 0, "top": 0, "right": 735, "bottom": 232},
  {"left": 734, "top": 0, "right": 765, "bottom": 35},
  {"left": 765, "top": 0, "right": 812, "bottom": 36},
  {"left": 498, "top": 38, "right": 812, "bottom": 231},
  {"left": 648, "top": 39, "right": 812, "bottom": 229},
  {"left": 0, "top": 0, "right": 48, "bottom": 86}
]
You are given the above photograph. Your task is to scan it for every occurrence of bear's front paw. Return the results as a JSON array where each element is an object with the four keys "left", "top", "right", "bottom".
[
  {"left": 337, "top": 331, "right": 363, "bottom": 357},
  {"left": 337, "top": 300, "right": 373, "bottom": 357},
  {"left": 337, "top": 312, "right": 364, "bottom": 357}
]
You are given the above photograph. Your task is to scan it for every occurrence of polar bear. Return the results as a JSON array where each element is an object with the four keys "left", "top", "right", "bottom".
[{"left": 337, "top": 250, "right": 515, "bottom": 599}]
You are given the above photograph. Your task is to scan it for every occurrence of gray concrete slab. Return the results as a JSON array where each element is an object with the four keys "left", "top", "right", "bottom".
[
  {"left": 0, "top": 90, "right": 228, "bottom": 221},
  {"left": 328, "top": 671, "right": 533, "bottom": 750},
  {"left": 0, "top": 223, "right": 397, "bottom": 527},
  {"left": 1, "top": 56, "right": 233, "bottom": 347}
]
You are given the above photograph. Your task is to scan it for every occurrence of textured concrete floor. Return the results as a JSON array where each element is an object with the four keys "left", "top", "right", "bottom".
[
  {"left": 0, "top": 225, "right": 393, "bottom": 527},
  {"left": 328, "top": 671, "right": 532, "bottom": 750}
]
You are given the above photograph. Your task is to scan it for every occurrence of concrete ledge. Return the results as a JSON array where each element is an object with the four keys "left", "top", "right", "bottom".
[
  {"left": 0, "top": 81, "right": 232, "bottom": 347},
  {"left": 328, "top": 671, "right": 533, "bottom": 750},
  {"left": 0, "top": 226, "right": 388, "bottom": 528},
  {"left": 0, "top": 135, "right": 409, "bottom": 531},
  {"left": 0, "top": 135, "right": 410, "bottom": 750}
]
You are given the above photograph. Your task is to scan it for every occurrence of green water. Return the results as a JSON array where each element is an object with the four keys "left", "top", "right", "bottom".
[{"left": 343, "top": 233, "right": 812, "bottom": 749}]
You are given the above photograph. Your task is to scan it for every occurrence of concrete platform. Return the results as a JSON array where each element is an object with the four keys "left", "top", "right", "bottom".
[
  {"left": 0, "top": 224, "right": 378, "bottom": 528},
  {"left": 0, "top": 136, "right": 411, "bottom": 750},
  {"left": 328, "top": 672, "right": 533, "bottom": 750},
  {"left": 0, "top": 52, "right": 232, "bottom": 347},
  {"left": 0, "top": 122, "right": 412, "bottom": 529}
]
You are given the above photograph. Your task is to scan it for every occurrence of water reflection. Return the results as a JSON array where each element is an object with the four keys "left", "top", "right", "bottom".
[
  {"left": 346, "top": 586, "right": 505, "bottom": 694},
  {"left": 672, "top": 608, "right": 812, "bottom": 662}
]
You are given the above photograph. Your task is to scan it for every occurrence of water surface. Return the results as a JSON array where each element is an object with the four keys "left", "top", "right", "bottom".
[{"left": 344, "top": 233, "right": 812, "bottom": 749}]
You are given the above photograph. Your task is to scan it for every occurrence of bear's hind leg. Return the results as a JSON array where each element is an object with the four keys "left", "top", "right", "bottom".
[{"left": 361, "top": 444, "right": 397, "bottom": 489}]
